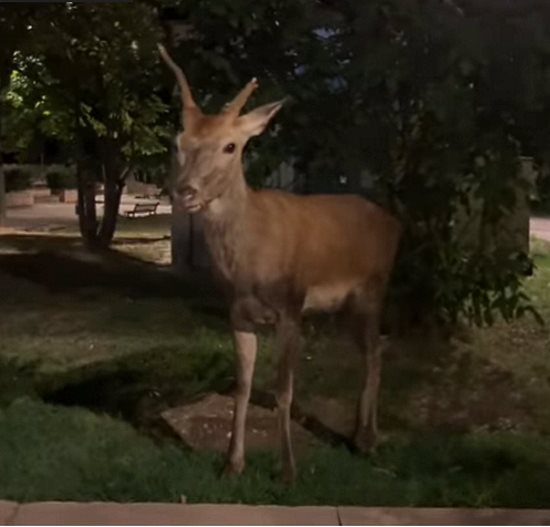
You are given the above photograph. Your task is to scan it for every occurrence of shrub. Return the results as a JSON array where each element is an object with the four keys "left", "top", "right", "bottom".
[
  {"left": 46, "top": 167, "right": 77, "bottom": 191},
  {"left": 4, "top": 167, "right": 32, "bottom": 192}
]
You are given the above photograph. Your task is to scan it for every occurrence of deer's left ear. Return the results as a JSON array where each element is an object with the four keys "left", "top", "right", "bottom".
[{"left": 236, "top": 99, "right": 285, "bottom": 137}]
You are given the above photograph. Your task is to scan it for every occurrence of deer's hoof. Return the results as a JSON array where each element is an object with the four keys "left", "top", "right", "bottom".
[
  {"left": 223, "top": 459, "right": 245, "bottom": 477},
  {"left": 281, "top": 465, "right": 297, "bottom": 486},
  {"left": 353, "top": 428, "right": 379, "bottom": 455}
]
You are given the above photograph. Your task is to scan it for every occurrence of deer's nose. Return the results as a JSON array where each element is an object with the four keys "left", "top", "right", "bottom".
[{"left": 176, "top": 184, "right": 198, "bottom": 201}]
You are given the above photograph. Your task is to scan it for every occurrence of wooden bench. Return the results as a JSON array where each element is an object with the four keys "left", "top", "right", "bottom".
[{"left": 122, "top": 201, "right": 159, "bottom": 218}]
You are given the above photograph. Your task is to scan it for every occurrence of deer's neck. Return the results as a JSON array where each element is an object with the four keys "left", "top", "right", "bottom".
[{"left": 202, "top": 168, "right": 249, "bottom": 281}]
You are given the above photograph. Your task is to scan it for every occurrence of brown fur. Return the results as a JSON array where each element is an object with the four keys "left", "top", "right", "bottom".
[
  {"left": 159, "top": 46, "right": 401, "bottom": 482},
  {"left": 204, "top": 190, "right": 400, "bottom": 317}
]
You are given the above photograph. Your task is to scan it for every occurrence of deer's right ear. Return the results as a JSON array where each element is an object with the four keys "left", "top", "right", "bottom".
[{"left": 236, "top": 99, "right": 285, "bottom": 138}]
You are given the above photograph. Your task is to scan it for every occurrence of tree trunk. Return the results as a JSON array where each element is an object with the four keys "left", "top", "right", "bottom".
[
  {"left": 76, "top": 161, "right": 99, "bottom": 246},
  {"left": 0, "top": 67, "right": 8, "bottom": 226},
  {"left": 98, "top": 175, "right": 124, "bottom": 246},
  {"left": 0, "top": 165, "right": 6, "bottom": 226},
  {"left": 171, "top": 198, "right": 191, "bottom": 275}
]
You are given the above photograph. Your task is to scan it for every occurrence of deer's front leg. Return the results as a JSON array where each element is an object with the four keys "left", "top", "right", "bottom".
[{"left": 225, "top": 329, "right": 257, "bottom": 476}]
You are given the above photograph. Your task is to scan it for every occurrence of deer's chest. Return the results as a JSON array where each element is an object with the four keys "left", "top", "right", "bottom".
[{"left": 203, "top": 220, "right": 242, "bottom": 281}]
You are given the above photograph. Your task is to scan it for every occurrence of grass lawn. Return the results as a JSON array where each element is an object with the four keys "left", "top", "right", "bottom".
[
  {"left": 0, "top": 230, "right": 549, "bottom": 506},
  {"left": 2, "top": 398, "right": 550, "bottom": 507}
]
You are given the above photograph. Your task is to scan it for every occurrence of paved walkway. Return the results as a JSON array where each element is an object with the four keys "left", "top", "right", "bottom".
[
  {"left": 4, "top": 198, "right": 171, "bottom": 232},
  {"left": 531, "top": 216, "right": 550, "bottom": 242},
  {"left": 1, "top": 502, "right": 549, "bottom": 525},
  {"left": 4, "top": 199, "right": 550, "bottom": 242}
]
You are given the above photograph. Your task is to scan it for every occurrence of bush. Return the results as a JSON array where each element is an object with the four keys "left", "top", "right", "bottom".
[
  {"left": 4, "top": 167, "right": 32, "bottom": 192},
  {"left": 46, "top": 167, "right": 77, "bottom": 191}
]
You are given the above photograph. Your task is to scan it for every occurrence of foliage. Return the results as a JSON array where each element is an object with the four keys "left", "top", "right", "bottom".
[
  {"left": 2, "top": 2, "right": 172, "bottom": 245},
  {"left": 133, "top": 153, "right": 171, "bottom": 189},
  {"left": 15, "top": 3, "right": 171, "bottom": 164},
  {"left": 157, "top": 0, "right": 543, "bottom": 327},
  {"left": 0, "top": 6, "right": 40, "bottom": 223},
  {"left": 532, "top": 165, "right": 550, "bottom": 215},
  {"left": 317, "top": 0, "right": 541, "bottom": 327},
  {"left": 46, "top": 166, "right": 77, "bottom": 191},
  {"left": 160, "top": 0, "right": 336, "bottom": 186},
  {"left": 4, "top": 166, "right": 32, "bottom": 192}
]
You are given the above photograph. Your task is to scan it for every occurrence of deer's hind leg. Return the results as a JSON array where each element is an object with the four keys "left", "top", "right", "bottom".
[
  {"left": 275, "top": 312, "right": 301, "bottom": 483},
  {"left": 350, "top": 284, "right": 385, "bottom": 453}
]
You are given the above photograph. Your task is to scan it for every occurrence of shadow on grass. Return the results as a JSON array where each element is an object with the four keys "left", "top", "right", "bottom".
[
  {"left": 41, "top": 344, "right": 235, "bottom": 442},
  {"left": 0, "top": 233, "right": 223, "bottom": 316}
]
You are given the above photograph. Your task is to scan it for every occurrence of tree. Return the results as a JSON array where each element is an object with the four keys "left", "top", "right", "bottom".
[
  {"left": 13, "top": 3, "right": 170, "bottom": 246},
  {"left": 160, "top": 0, "right": 343, "bottom": 183},
  {"left": 319, "top": 0, "right": 540, "bottom": 328},
  {"left": 163, "top": 0, "right": 540, "bottom": 328},
  {"left": 159, "top": 0, "right": 331, "bottom": 269},
  {"left": 0, "top": 6, "right": 37, "bottom": 225},
  {"left": 476, "top": 3, "right": 550, "bottom": 213}
]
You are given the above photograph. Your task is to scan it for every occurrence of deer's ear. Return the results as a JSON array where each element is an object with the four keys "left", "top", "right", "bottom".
[{"left": 236, "top": 99, "right": 285, "bottom": 137}]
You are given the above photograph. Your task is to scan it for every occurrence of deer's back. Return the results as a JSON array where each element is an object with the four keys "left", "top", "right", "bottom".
[{"left": 243, "top": 190, "right": 401, "bottom": 309}]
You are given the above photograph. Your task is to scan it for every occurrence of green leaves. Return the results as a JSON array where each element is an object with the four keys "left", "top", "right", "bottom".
[{"left": 2, "top": 3, "right": 171, "bottom": 168}]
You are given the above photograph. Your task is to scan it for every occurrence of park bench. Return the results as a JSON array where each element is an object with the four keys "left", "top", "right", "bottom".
[{"left": 122, "top": 201, "right": 159, "bottom": 218}]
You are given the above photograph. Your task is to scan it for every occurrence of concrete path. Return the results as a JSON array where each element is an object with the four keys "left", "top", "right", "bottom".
[
  {"left": 1, "top": 502, "right": 549, "bottom": 525},
  {"left": 531, "top": 216, "right": 550, "bottom": 242},
  {"left": 4, "top": 199, "right": 549, "bottom": 242},
  {"left": 4, "top": 198, "right": 171, "bottom": 232}
]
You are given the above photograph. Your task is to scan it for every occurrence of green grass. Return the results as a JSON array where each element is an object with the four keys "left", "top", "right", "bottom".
[
  {"left": 0, "top": 233, "right": 550, "bottom": 506},
  {"left": 114, "top": 213, "right": 171, "bottom": 239},
  {"left": 529, "top": 237, "right": 550, "bottom": 291},
  {"left": 463, "top": 238, "right": 550, "bottom": 432},
  {"left": 1, "top": 398, "right": 550, "bottom": 507},
  {"left": 57, "top": 212, "right": 172, "bottom": 239},
  {"left": 0, "top": 293, "right": 227, "bottom": 372}
]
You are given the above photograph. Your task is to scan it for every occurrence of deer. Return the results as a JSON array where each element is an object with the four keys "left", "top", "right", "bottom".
[{"left": 159, "top": 44, "right": 401, "bottom": 483}]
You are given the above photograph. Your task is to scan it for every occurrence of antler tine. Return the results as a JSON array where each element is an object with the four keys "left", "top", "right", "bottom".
[
  {"left": 157, "top": 43, "right": 198, "bottom": 111},
  {"left": 223, "top": 77, "right": 259, "bottom": 116}
]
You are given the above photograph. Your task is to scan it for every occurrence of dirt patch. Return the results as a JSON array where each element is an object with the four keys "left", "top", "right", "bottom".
[
  {"left": 162, "top": 393, "right": 320, "bottom": 454},
  {"left": 408, "top": 360, "right": 536, "bottom": 433},
  {"left": 296, "top": 332, "right": 539, "bottom": 440}
]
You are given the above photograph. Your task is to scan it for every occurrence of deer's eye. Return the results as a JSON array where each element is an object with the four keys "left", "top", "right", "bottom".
[{"left": 223, "top": 142, "right": 236, "bottom": 154}]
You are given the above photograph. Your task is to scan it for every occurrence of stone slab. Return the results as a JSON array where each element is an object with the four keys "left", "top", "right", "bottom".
[
  {"left": 161, "top": 393, "right": 318, "bottom": 454},
  {"left": 6, "top": 191, "right": 34, "bottom": 208},
  {"left": 12, "top": 502, "right": 338, "bottom": 525},
  {"left": 0, "top": 501, "right": 18, "bottom": 525},
  {"left": 338, "top": 506, "right": 550, "bottom": 526}
]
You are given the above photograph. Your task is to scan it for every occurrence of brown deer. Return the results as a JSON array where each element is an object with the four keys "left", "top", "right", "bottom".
[{"left": 159, "top": 44, "right": 401, "bottom": 482}]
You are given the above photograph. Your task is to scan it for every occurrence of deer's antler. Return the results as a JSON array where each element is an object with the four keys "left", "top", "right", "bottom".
[
  {"left": 157, "top": 44, "right": 199, "bottom": 113},
  {"left": 223, "top": 78, "right": 259, "bottom": 117}
]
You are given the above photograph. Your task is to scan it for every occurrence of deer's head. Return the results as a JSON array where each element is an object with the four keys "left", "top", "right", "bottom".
[{"left": 159, "top": 45, "right": 284, "bottom": 214}]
